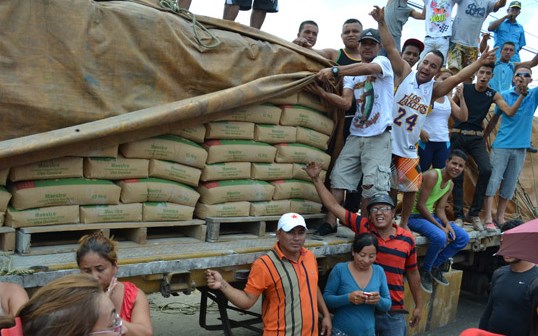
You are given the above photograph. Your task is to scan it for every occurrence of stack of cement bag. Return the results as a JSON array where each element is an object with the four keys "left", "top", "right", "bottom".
[
  {"left": 118, "top": 132, "right": 206, "bottom": 222},
  {"left": 196, "top": 92, "right": 334, "bottom": 219},
  {"left": 4, "top": 149, "right": 122, "bottom": 228},
  {"left": 0, "top": 169, "right": 10, "bottom": 225}
]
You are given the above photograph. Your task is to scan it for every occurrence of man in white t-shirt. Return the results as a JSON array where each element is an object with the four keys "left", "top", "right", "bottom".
[
  {"left": 421, "top": 0, "right": 458, "bottom": 66},
  {"left": 307, "top": 28, "right": 394, "bottom": 236}
]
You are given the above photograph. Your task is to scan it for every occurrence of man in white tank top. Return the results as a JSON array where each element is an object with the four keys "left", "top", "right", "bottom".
[{"left": 371, "top": 6, "right": 497, "bottom": 231}]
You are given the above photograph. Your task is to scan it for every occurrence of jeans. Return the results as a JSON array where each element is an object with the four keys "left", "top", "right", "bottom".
[
  {"left": 408, "top": 215, "right": 470, "bottom": 271},
  {"left": 375, "top": 312, "right": 406, "bottom": 336},
  {"left": 450, "top": 133, "right": 492, "bottom": 218}
]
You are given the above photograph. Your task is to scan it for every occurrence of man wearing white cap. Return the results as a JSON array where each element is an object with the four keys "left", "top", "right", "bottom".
[{"left": 205, "top": 213, "right": 332, "bottom": 336}]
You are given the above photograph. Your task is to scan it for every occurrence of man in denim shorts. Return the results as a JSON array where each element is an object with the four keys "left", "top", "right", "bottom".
[
  {"left": 483, "top": 66, "right": 536, "bottom": 230},
  {"left": 223, "top": 0, "right": 278, "bottom": 29}
]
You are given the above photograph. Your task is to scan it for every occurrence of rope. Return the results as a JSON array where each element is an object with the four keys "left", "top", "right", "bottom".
[
  {"left": 159, "top": 0, "right": 221, "bottom": 49},
  {"left": 0, "top": 254, "right": 35, "bottom": 276}
]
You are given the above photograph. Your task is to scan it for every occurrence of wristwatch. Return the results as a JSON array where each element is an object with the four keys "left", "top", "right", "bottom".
[{"left": 331, "top": 66, "right": 339, "bottom": 78}]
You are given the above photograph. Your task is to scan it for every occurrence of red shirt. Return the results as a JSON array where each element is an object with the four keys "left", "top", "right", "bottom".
[{"left": 343, "top": 210, "right": 418, "bottom": 312}]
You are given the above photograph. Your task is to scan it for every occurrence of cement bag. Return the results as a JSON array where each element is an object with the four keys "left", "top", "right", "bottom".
[
  {"left": 290, "top": 199, "right": 323, "bottom": 214},
  {"left": 170, "top": 124, "right": 206, "bottom": 144},
  {"left": 149, "top": 159, "right": 201, "bottom": 187},
  {"left": 205, "top": 140, "right": 276, "bottom": 164},
  {"left": 271, "top": 179, "right": 321, "bottom": 202},
  {"left": 198, "top": 180, "right": 274, "bottom": 205},
  {"left": 6, "top": 205, "right": 79, "bottom": 228},
  {"left": 250, "top": 200, "right": 291, "bottom": 216},
  {"left": 120, "top": 135, "right": 207, "bottom": 169},
  {"left": 9, "top": 157, "right": 83, "bottom": 182},
  {"left": 254, "top": 125, "right": 296, "bottom": 144},
  {"left": 195, "top": 201, "right": 250, "bottom": 219},
  {"left": 78, "top": 146, "right": 119, "bottom": 158},
  {"left": 216, "top": 104, "right": 282, "bottom": 125},
  {"left": 201, "top": 162, "right": 251, "bottom": 182},
  {"left": 270, "top": 91, "right": 330, "bottom": 113},
  {"left": 0, "top": 212, "right": 3, "bottom": 226},
  {"left": 143, "top": 202, "right": 194, "bottom": 221},
  {"left": 0, "top": 169, "right": 9, "bottom": 186},
  {"left": 275, "top": 143, "right": 331, "bottom": 170},
  {"left": 296, "top": 126, "right": 330, "bottom": 150},
  {"left": 117, "top": 178, "right": 199, "bottom": 206},
  {"left": 205, "top": 122, "right": 255, "bottom": 140},
  {"left": 251, "top": 163, "right": 293, "bottom": 181},
  {"left": 0, "top": 187, "right": 11, "bottom": 212},
  {"left": 280, "top": 105, "right": 334, "bottom": 135},
  {"left": 84, "top": 157, "right": 149, "bottom": 180},
  {"left": 80, "top": 203, "right": 142, "bottom": 223},
  {"left": 9, "top": 178, "right": 121, "bottom": 210},
  {"left": 292, "top": 163, "right": 327, "bottom": 182}
]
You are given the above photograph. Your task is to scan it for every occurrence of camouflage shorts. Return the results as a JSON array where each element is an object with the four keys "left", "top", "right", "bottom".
[{"left": 447, "top": 42, "right": 478, "bottom": 73}]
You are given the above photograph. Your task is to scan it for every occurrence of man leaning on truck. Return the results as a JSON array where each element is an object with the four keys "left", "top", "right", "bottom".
[{"left": 205, "top": 212, "right": 332, "bottom": 336}]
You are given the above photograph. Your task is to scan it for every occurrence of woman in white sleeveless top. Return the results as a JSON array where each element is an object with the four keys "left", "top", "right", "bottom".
[{"left": 418, "top": 68, "right": 468, "bottom": 172}]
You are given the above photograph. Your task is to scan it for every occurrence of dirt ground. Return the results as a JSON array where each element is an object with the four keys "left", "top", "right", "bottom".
[{"left": 148, "top": 290, "right": 487, "bottom": 335}]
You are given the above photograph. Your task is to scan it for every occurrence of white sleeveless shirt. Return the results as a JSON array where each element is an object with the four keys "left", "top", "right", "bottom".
[
  {"left": 422, "top": 96, "right": 451, "bottom": 142},
  {"left": 392, "top": 71, "right": 435, "bottom": 158}
]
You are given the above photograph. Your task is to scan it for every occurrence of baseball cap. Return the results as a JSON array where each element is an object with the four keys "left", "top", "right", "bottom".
[
  {"left": 403, "top": 38, "right": 425, "bottom": 53},
  {"left": 367, "top": 193, "right": 395, "bottom": 211},
  {"left": 509, "top": 1, "right": 521, "bottom": 8},
  {"left": 277, "top": 213, "right": 307, "bottom": 232},
  {"left": 359, "top": 28, "right": 381, "bottom": 44}
]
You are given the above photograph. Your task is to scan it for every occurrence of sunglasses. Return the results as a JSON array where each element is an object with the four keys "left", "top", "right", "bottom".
[{"left": 515, "top": 73, "right": 532, "bottom": 78}]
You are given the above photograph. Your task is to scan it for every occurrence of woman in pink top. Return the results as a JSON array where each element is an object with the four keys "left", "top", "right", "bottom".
[{"left": 77, "top": 232, "right": 153, "bottom": 336}]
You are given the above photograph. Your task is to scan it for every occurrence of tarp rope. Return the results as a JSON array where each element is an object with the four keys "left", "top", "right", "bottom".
[{"left": 159, "top": 0, "right": 221, "bottom": 49}]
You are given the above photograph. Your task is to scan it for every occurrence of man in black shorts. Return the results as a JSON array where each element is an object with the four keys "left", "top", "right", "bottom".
[{"left": 223, "top": 0, "right": 278, "bottom": 29}]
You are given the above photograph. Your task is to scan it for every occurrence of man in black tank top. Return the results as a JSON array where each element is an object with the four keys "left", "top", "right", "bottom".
[{"left": 450, "top": 64, "right": 525, "bottom": 231}]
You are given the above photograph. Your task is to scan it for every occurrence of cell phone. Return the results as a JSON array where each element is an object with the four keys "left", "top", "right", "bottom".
[
  {"left": 363, "top": 292, "right": 372, "bottom": 296},
  {"left": 448, "top": 232, "right": 455, "bottom": 240}
]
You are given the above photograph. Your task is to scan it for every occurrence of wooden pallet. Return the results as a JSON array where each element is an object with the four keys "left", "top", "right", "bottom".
[
  {"left": 205, "top": 214, "right": 326, "bottom": 242},
  {"left": 15, "top": 220, "right": 206, "bottom": 255},
  {"left": 0, "top": 227, "right": 16, "bottom": 253}
]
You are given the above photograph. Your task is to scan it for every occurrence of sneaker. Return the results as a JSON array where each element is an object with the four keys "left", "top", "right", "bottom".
[
  {"left": 466, "top": 216, "right": 484, "bottom": 231},
  {"left": 314, "top": 222, "right": 337, "bottom": 236},
  {"left": 527, "top": 145, "right": 538, "bottom": 153},
  {"left": 431, "top": 268, "right": 449, "bottom": 286},
  {"left": 484, "top": 222, "right": 498, "bottom": 232},
  {"left": 454, "top": 218, "right": 464, "bottom": 228},
  {"left": 419, "top": 268, "right": 433, "bottom": 294}
]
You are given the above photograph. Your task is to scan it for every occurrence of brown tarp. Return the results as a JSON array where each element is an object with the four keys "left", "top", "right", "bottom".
[{"left": 0, "top": 0, "right": 337, "bottom": 167}]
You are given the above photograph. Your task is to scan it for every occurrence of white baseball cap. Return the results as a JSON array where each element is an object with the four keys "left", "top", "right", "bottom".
[{"left": 277, "top": 213, "right": 307, "bottom": 232}]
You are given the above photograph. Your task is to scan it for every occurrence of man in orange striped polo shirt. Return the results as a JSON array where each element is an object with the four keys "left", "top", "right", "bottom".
[
  {"left": 306, "top": 161, "right": 424, "bottom": 336},
  {"left": 206, "top": 213, "right": 332, "bottom": 336}
]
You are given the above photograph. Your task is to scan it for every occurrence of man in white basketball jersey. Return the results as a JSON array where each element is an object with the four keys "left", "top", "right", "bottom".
[{"left": 370, "top": 6, "right": 497, "bottom": 230}]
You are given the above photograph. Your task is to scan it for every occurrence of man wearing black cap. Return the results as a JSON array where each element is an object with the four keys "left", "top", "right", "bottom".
[
  {"left": 488, "top": 1, "right": 525, "bottom": 62},
  {"left": 305, "top": 161, "right": 424, "bottom": 336},
  {"left": 402, "top": 38, "right": 424, "bottom": 68},
  {"left": 307, "top": 27, "right": 394, "bottom": 236}
]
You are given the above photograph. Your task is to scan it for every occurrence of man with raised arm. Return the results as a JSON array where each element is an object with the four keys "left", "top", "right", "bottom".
[
  {"left": 305, "top": 162, "right": 423, "bottom": 336},
  {"left": 370, "top": 5, "right": 499, "bottom": 230}
]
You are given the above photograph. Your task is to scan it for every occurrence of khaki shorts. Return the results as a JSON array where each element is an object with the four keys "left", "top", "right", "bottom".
[
  {"left": 447, "top": 42, "right": 478, "bottom": 73},
  {"left": 390, "top": 155, "right": 422, "bottom": 192},
  {"left": 330, "top": 132, "right": 391, "bottom": 199}
]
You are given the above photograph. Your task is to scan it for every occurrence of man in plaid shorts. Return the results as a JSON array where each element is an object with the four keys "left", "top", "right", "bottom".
[{"left": 223, "top": 0, "right": 278, "bottom": 29}]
